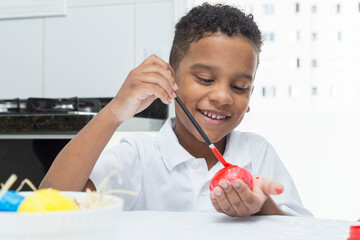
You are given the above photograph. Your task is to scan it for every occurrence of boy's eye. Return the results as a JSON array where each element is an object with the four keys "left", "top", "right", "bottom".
[
  {"left": 232, "top": 85, "right": 248, "bottom": 93},
  {"left": 195, "top": 75, "right": 213, "bottom": 84}
]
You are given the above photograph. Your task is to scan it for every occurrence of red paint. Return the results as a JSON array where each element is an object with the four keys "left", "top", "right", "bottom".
[
  {"left": 349, "top": 225, "right": 360, "bottom": 240},
  {"left": 208, "top": 144, "right": 252, "bottom": 192},
  {"left": 209, "top": 144, "right": 230, "bottom": 167},
  {"left": 275, "top": 188, "right": 283, "bottom": 194},
  {"left": 209, "top": 165, "right": 253, "bottom": 191}
]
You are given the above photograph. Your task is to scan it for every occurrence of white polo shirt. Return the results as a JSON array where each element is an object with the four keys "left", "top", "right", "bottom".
[{"left": 90, "top": 118, "right": 312, "bottom": 216}]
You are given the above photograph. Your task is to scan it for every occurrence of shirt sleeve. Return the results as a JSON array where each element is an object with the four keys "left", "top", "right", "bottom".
[
  {"left": 248, "top": 134, "right": 313, "bottom": 217},
  {"left": 89, "top": 136, "right": 143, "bottom": 210}
]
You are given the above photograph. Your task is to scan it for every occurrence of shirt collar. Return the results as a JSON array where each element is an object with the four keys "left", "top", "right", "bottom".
[
  {"left": 156, "top": 118, "right": 252, "bottom": 171},
  {"left": 156, "top": 118, "right": 194, "bottom": 171}
]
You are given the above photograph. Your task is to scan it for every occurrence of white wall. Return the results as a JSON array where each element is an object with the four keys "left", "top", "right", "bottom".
[{"left": 0, "top": 0, "right": 175, "bottom": 98}]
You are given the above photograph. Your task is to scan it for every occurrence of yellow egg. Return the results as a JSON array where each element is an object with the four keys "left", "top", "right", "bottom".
[{"left": 17, "top": 189, "right": 79, "bottom": 213}]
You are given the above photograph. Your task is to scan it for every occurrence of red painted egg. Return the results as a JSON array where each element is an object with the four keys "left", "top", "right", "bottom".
[{"left": 209, "top": 165, "right": 253, "bottom": 191}]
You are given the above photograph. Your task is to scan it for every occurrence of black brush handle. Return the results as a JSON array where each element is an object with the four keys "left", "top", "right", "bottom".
[
  {"left": 175, "top": 97, "right": 212, "bottom": 146},
  {"left": 174, "top": 97, "right": 230, "bottom": 167}
]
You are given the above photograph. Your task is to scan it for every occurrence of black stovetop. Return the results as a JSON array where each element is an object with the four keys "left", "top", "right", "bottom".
[
  {"left": 0, "top": 97, "right": 168, "bottom": 133},
  {"left": 0, "top": 97, "right": 110, "bottom": 114}
]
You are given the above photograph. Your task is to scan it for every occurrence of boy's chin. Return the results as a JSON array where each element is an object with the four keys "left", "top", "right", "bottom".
[{"left": 193, "top": 132, "right": 226, "bottom": 144}]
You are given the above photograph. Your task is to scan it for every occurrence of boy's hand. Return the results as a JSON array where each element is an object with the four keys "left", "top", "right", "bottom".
[
  {"left": 109, "top": 55, "right": 177, "bottom": 123},
  {"left": 210, "top": 176, "right": 285, "bottom": 217}
]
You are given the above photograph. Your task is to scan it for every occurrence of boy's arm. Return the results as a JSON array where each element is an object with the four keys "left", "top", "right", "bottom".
[
  {"left": 39, "top": 103, "right": 120, "bottom": 191},
  {"left": 39, "top": 55, "right": 177, "bottom": 191}
]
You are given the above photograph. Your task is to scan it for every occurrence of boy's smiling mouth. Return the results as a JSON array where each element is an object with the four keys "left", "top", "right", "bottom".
[{"left": 200, "top": 110, "right": 230, "bottom": 120}]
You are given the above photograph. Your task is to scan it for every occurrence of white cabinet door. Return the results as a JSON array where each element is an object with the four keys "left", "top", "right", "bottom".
[
  {"left": 135, "top": 1, "right": 174, "bottom": 66},
  {"left": 0, "top": 18, "right": 43, "bottom": 98},
  {"left": 44, "top": 5, "right": 135, "bottom": 97}
]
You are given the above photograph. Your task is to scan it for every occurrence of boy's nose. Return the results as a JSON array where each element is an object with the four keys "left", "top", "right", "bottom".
[{"left": 208, "top": 84, "right": 233, "bottom": 106}]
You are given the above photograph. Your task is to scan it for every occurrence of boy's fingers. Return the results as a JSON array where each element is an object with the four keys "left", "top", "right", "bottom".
[
  {"left": 232, "top": 179, "right": 253, "bottom": 199},
  {"left": 219, "top": 180, "right": 247, "bottom": 213},
  {"left": 139, "top": 65, "right": 177, "bottom": 92},
  {"left": 168, "top": 66, "right": 178, "bottom": 90},
  {"left": 210, "top": 191, "right": 224, "bottom": 214},
  {"left": 141, "top": 55, "right": 173, "bottom": 78},
  {"left": 255, "top": 176, "right": 284, "bottom": 196},
  {"left": 211, "top": 187, "right": 238, "bottom": 217},
  {"left": 168, "top": 68, "right": 179, "bottom": 91},
  {"left": 231, "top": 179, "right": 258, "bottom": 212},
  {"left": 141, "top": 54, "right": 168, "bottom": 67},
  {"left": 140, "top": 84, "right": 172, "bottom": 105},
  {"left": 140, "top": 57, "right": 178, "bottom": 92},
  {"left": 168, "top": 65, "right": 175, "bottom": 77},
  {"left": 139, "top": 73, "right": 176, "bottom": 100}
]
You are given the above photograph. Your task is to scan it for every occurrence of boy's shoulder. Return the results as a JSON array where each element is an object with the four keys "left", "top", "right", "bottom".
[
  {"left": 226, "top": 131, "right": 277, "bottom": 167},
  {"left": 120, "top": 132, "right": 157, "bottom": 145},
  {"left": 231, "top": 130, "right": 270, "bottom": 145},
  {"left": 229, "top": 130, "right": 275, "bottom": 154},
  {"left": 113, "top": 132, "right": 159, "bottom": 157}
]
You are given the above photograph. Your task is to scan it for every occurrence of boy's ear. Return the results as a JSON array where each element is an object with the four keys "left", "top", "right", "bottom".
[
  {"left": 251, "top": 86, "right": 254, "bottom": 94},
  {"left": 246, "top": 106, "right": 250, "bottom": 113}
]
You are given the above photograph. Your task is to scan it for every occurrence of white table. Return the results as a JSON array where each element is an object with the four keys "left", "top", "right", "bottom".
[{"left": 116, "top": 211, "right": 358, "bottom": 240}]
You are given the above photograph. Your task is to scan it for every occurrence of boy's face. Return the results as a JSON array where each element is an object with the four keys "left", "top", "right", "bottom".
[{"left": 174, "top": 33, "right": 258, "bottom": 143}]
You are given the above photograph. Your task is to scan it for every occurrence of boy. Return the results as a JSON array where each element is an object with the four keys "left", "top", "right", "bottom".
[{"left": 40, "top": 3, "right": 312, "bottom": 217}]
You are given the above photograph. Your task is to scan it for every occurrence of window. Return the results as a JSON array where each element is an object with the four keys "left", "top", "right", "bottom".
[
  {"left": 264, "top": 32, "right": 275, "bottom": 41},
  {"left": 289, "top": 30, "right": 301, "bottom": 42},
  {"left": 262, "top": 87, "right": 276, "bottom": 97},
  {"left": 295, "top": 3, "right": 300, "bottom": 13},
  {"left": 312, "top": 5, "right": 317, "bottom": 13},
  {"left": 289, "top": 86, "right": 303, "bottom": 97},
  {"left": 312, "top": 59, "right": 317, "bottom": 68},
  {"left": 312, "top": 32, "right": 317, "bottom": 41},
  {"left": 263, "top": 4, "right": 275, "bottom": 15},
  {"left": 296, "top": 58, "right": 301, "bottom": 68},
  {"left": 312, "top": 87, "right": 318, "bottom": 96},
  {"left": 336, "top": 4, "right": 341, "bottom": 13}
]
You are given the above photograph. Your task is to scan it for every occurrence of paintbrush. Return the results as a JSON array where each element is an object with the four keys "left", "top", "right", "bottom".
[{"left": 175, "top": 97, "right": 230, "bottom": 167}]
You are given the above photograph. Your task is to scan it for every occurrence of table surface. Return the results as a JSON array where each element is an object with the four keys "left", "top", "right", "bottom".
[{"left": 116, "top": 211, "right": 358, "bottom": 240}]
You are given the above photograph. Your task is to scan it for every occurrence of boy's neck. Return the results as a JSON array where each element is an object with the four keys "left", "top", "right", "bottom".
[{"left": 173, "top": 121, "right": 227, "bottom": 170}]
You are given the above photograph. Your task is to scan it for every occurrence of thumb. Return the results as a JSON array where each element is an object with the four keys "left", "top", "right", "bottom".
[{"left": 256, "top": 176, "right": 284, "bottom": 195}]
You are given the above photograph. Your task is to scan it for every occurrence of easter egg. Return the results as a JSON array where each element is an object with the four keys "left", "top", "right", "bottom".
[
  {"left": 0, "top": 190, "right": 25, "bottom": 212},
  {"left": 209, "top": 165, "right": 253, "bottom": 191},
  {"left": 17, "top": 189, "right": 79, "bottom": 213}
]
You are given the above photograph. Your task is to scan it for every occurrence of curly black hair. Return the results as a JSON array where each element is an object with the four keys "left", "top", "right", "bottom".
[{"left": 169, "top": 3, "right": 263, "bottom": 70}]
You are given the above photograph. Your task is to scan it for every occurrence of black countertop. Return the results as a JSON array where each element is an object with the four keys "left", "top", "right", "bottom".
[{"left": 0, "top": 99, "right": 168, "bottom": 134}]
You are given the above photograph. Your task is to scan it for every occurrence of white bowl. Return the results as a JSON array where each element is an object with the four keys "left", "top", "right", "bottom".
[{"left": 0, "top": 191, "right": 124, "bottom": 240}]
